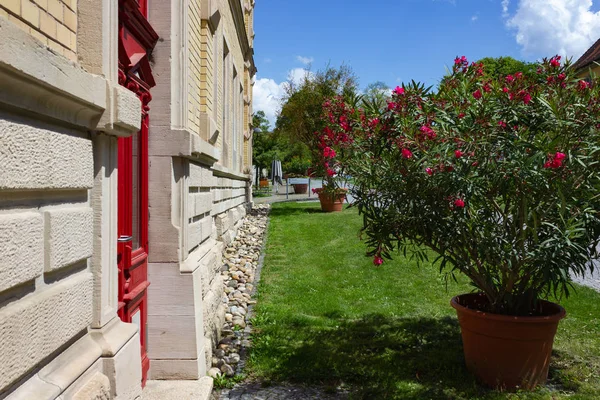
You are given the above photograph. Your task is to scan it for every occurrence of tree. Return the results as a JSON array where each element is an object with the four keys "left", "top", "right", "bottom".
[
  {"left": 362, "top": 81, "right": 391, "bottom": 112},
  {"left": 476, "top": 56, "right": 537, "bottom": 80},
  {"left": 275, "top": 64, "right": 359, "bottom": 176},
  {"left": 252, "top": 111, "right": 282, "bottom": 180}
]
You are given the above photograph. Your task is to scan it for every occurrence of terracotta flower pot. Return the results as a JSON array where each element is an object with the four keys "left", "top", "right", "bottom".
[
  {"left": 318, "top": 192, "right": 346, "bottom": 212},
  {"left": 259, "top": 179, "right": 269, "bottom": 188},
  {"left": 451, "top": 293, "right": 566, "bottom": 390},
  {"left": 292, "top": 183, "right": 308, "bottom": 194}
]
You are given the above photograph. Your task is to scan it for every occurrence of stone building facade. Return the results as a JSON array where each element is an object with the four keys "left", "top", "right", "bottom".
[{"left": 0, "top": 0, "right": 255, "bottom": 398}]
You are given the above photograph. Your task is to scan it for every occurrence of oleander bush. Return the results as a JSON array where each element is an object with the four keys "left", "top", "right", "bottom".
[{"left": 319, "top": 56, "right": 600, "bottom": 315}]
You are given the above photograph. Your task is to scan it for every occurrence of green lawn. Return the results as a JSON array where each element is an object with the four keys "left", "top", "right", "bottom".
[{"left": 247, "top": 202, "right": 600, "bottom": 400}]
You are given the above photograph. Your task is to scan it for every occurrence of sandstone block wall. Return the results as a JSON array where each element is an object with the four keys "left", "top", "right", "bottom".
[
  {"left": 0, "top": 0, "right": 77, "bottom": 61},
  {"left": 0, "top": 115, "right": 94, "bottom": 395}
]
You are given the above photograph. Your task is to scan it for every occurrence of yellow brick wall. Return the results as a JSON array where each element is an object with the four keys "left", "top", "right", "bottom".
[
  {"left": 200, "top": 20, "right": 214, "bottom": 116},
  {"left": 0, "top": 0, "right": 77, "bottom": 61},
  {"left": 186, "top": 0, "right": 253, "bottom": 172},
  {"left": 576, "top": 64, "right": 600, "bottom": 79}
]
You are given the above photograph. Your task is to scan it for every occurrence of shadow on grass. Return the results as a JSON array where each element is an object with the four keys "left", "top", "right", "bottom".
[
  {"left": 269, "top": 205, "right": 327, "bottom": 217},
  {"left": 252, "top": 313, "right": 587, "bottom": 399},
  {"left": 252, "top": 314, "right": 482, "bottom": 399}
]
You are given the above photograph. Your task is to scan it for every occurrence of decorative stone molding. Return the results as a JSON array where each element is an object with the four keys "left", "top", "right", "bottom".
[
  {"left": 170, "top": 0, "right": 189, "bottom": 130},
  {"left": 6, "top": 334, "right": 103, "bottom": 400},
  {"left": 212, "top": 164, "right": 251, "bottom": 181},
  {"left": 149, "top": 128, "right": 221, "bottom": 167},
  {"left": 227, "top": 0, "right": 256, "bottom": 76},
  {"left": 199, "top": 112, "right": 220, "bottom": 144},
  {"left": 0, "top": 17, "right": 140, "bottom": 137},
  {"left": 201, "top": 0, "right": 221, "bottom": 34}
]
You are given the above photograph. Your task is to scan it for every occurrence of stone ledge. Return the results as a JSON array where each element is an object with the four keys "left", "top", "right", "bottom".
[
  {"left": 89, "top": 317, "right": 139, "bottom": 357},
  {"left": 181, "top": 238, "right": 218, "bottom": 273},
  {"left": 148, "top": 128, "right": 221, "bottom": 166},
  {"left": 6, "top": 334, "right": 102, "bottom": 400},
  {"left": 211, "top": 164, "right": 251, "bottom": 181},
  {"left": 0, "top": 16, "right": 140, "bottom": 137},
  {"left": 142, "top": 376, "right": 213, "bottom": 400}
]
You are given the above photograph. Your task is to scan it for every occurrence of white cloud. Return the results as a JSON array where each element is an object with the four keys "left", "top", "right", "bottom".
[
  {"left": 252, "top": 68, "right": 314, "bottom": 127},
  {"left": 505, "top": 0, "right": 600, "bottom": 60},
  {"left": 287, "top": 67, "right": 314, "bottom": 86},
  {"left": 502, "top": 0, "right": 510, "bottom": 17},
  {"left": 296, "top": 55, "right": 314, "bottom": 65},
  {"left": 252, "top": 77, "right": 285, "bottom": 129},
  {"left": 471, "top": 15, "right": 479, "bottom": 21},
  {"left": 264, "top": 58, "right": 272, "bottom": 64}
]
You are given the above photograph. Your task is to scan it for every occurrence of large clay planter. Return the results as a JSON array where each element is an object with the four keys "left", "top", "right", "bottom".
[
  {"left": 451, "top": 293, "right": 566, "bottom": 390},
  {"left": 259, "top": 178, "right": 269, "bottom": 188},
  {"left": 318, "top": 193, "right": 346, "bottom": 212},
  {"left": 292, "top": 183, "right": 308, "bottom": 194}
]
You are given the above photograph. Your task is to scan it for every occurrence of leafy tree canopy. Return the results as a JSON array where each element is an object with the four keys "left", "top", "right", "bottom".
[
  {"left": 476, "top": 56, "right": 537, "bottom": 80},
  {"left": 275, "top": 64, "right": 359, "bottom": 174}
]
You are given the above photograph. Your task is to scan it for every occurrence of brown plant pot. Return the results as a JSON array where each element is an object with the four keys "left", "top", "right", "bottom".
[
  {"left": 318, "top": 193, "right": 346, "bottom": 212},
  {"left": 292, "top": 183, "right": 308, "bottom": 194},
  {"left": 259, "top": 179, "right": 269, "bottom": 188},
  {"left": 451, "top": 293, "right": 566, "bottom": 391}
]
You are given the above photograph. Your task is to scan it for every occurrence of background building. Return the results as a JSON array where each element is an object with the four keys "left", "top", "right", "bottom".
[{"left": 0, "top": 0, "right": 255, "bottom": 398}]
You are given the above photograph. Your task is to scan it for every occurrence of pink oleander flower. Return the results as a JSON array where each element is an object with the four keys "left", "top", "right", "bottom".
[
  {"left": 458, "top": 113, "right": 466, "bottom": 119},
  {"left": 420, "top": 125, "right": 433, "bottom": 134},
  {"left": 544, "top": 152, "right": 566, "bottom": 169},
  {"left": 387, "top": 101, "right": 397, "bottom": 111},
  {"left": 455, "top": 150, "right": 464, "bottom": 158},
  {"left": 473, "top": 90, "right": 482, "bottom": 100},
  {"left": 558, "top": 73, "right": 566, "bottom": 81},
  {"left": 426, "top": 167, "right": 433, "bottom": 176},
  {"left": 402, "top": 148, "right": 413, "bottom": 159},
  {"left": 393, "top": 86, "right": 405, "bottom": 95},
  {"left": 579, "top": 80, "right": 591, "bottom": 90},
  {"left": 550, "top": 56, "right": 561, "bottom": 68},
  {"left": 515, "top": 72, "right": 523, "bottom": 79},
  {"left": 454, "top": 55, "right": 468, "bottom": 66},
  {"left": 369, "top": 118, "right": 380, "bottom": 128},
  {"left": 498, "top": 121, "right": 507, "bottom": 128},
  {"left": 502, "top": 87, "right": 509, "bottom": 93},
  {"left": 373, "top": 256, "right": 384, "bottom": 266},
  {"left": 506, "top": 75, "right": 515, "bottom": 83},
  {"left": 323, "top": 147, "right": 336, "bottom": 159},
  {"left": 454, "top": 198, "right": 465, "bottom": 208},
  {"left": 327, "top": 168, "right": 335, "bottom": 177}
]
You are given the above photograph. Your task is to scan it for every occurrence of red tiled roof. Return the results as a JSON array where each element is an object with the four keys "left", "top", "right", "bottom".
[{"left": 573, "top": 38, "right": 600, "bottom": 71}]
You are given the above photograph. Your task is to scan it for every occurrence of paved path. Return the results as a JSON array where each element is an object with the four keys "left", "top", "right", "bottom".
[
  {"left": 216, "top": 383, "right": 348, "bottom": 400},
  {"left": 253, "top": 179, "right": 354, "bottom": 205},
  {"left": 571, "top": 261, "right": 600, "bottom": 292}
]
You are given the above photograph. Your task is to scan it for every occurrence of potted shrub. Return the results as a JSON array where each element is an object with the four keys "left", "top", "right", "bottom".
[
  {"left": 312, "top": 186, "right": 348, "bottom": 212},
  {"left": 311, "top": 125, "right": 351, "bottom": 212},
  {"left": 259, "top": 176, "right": 269, "bottom": 188},
  {"left": 323, "top": 56, "right": 600, "bottom": 390},
  {"left": 284, "top": 156, "right": 312, "bottom": 194}
]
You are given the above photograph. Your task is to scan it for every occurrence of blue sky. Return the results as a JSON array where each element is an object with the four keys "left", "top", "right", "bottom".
[{"left": 252, "top": 0, "right": 600, "bottom": 126}]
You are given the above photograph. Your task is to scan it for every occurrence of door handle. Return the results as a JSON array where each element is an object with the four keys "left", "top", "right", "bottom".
[{"left": 118, "top": 235, "right": 133, "bottom": 243}]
